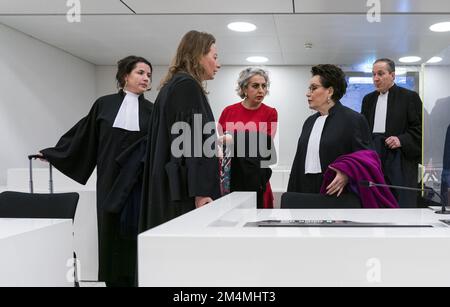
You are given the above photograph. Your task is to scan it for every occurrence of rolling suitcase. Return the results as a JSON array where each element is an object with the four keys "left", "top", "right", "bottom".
[
  {"left": 0, "top": 155, "right": 80, "bottom": 286},
  {"left": 28, "top": 154, "right": 53, "bottom": 193}
]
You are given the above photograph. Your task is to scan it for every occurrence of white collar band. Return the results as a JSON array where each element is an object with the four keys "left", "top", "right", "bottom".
[{"left": 112, "top": 91, "right": 141, "bottom": 131}]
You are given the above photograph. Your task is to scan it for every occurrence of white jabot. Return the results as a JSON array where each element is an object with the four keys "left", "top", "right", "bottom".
[
  {"left": 113, "top": 91, "right": 140, "bottom": 131},
  {"left": 373, "top": 91, "right": 389, "bottom": 133},
  {"left": 305, "top": 115, "right": 328, "bottom": 174}
]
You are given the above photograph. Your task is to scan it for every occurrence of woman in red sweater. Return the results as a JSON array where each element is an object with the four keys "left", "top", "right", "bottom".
[{"left": 218, "top": 67, "right": 278, "bottom": 208}]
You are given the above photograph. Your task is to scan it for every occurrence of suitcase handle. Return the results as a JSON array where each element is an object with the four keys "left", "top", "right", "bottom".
[
  {"left": 28, "top": 154, "right": 43, "bottom": 160},
  {"left": 28, "top": 154, "right": 53, "bottom": 194}
]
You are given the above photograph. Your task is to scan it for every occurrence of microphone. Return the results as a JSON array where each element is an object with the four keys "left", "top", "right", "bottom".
[{"left": 359, "top": 180, "right": 449, "bottom": 214}]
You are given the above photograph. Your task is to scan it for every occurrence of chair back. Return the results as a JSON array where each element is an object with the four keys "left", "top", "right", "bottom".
[
  {"left": 281, "top": 192, "right": 361, "bottom": 209},
  {"left": 0, "top": 191, "right": 79, "bottom": 219}
]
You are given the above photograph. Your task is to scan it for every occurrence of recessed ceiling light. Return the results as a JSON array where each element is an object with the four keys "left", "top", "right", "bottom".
[
  {"left": 427, "top": 56, "right": 443, "bottom": 64},
  {"left": 246, "top": 56, "right": 269, "bottom": 63},
  {"left": 430, "top": 22, "right": 450, "bottom": 32},
  {"left": 399, "top": 56, "right": 421, "bottom": 63},
  {"left": 227, "top": 22, "right": 257, "bottom": 32}
]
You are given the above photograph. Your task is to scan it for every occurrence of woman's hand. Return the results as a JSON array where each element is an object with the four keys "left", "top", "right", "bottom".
[
  {"left": 195, "top": 196, "right": 213, "bottom": 208},
  {"left": 36, "top": 152, "right": 48, "bottom": 162},
  {"left": 218, "top": 134, "right": 233, "bottom": 145},
  {"left": 326, "top": 167, "right": 348, "bottom": 197},
  {"left": 217, "top": 134, "right": 233, "bottom": 158}
]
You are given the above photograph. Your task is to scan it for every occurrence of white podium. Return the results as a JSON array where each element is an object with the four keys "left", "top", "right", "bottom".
[
  {"left": 0, "top": 218, "right": 73, "bottom": 287},
  {"left": 139, "top": 192, "right": 450, "bottom": 287},
  {"left": 270, "top": 168, "right": 290, "bottom": 208}
]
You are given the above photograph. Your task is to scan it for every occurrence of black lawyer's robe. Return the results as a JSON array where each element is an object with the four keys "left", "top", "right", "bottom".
[
  {"left": 41, "top": 90, "right": 153, "bottom": 283},
  {"left": 139, "top": 73, "right": 221, "bottom": 232},
  {"left": 228, "top": 131, "right": 276, "bottom": 208},
  {"left": 287, "top": 101, "right": 372, "bottom": 193},
  {"left": 361, "top": 84, "right": 422, "bottom": 207}
]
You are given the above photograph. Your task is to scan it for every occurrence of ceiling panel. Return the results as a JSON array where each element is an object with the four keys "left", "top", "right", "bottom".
[
  {"left": 1, "top": 13, "right": 450, "bottom": 66},
  {"left": 0, "top": 14, "right": 283, "bottom": 65},
  {"left": 0, "top": 0, "right": 131, "bottom": 14},
  {"left": 429, "top": 45, "right": 450, "bottom": 65},
  {"left": 294, "top": 0, "right": 450, "bottom": 13},
  {"left": 123, "top": 0, "right": 294, "bottom": 14},
  {"left": 275, "top": 14, "right": 450, "bottom": 66}
]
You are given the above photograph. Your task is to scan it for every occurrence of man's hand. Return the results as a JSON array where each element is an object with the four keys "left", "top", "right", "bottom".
[{"left": 385, "top": 136, "right": 401, "bottom": 149}]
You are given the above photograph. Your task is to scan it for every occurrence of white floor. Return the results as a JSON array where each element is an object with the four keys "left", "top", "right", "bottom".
[{"left": 79, "top": 281, "right": 106, "bottom": 287}]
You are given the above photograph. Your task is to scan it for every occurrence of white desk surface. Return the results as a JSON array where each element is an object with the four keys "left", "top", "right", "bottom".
[
  {"left": 0, "top": 218, "right": 70, "bottom": 239},
  {"left": 139, "top": 192, "right": 450, "bottom": 287},
  {"left": 141, "top": 193, "right": 450, "bottom": 238},
  {"left": 0, "top": 218, "right": 73, "bottom": 287}
]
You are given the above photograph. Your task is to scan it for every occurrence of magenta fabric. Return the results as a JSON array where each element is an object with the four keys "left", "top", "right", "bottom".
[{"left": 320, "top": 150, "right": 399, "bottom": 208}]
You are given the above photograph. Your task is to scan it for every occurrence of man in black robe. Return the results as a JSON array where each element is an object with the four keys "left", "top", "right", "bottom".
[{"left": 361, "top": 58, "right": 422, "bottom": 208}]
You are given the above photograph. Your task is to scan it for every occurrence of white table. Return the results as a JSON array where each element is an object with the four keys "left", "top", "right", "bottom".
[
  {"left": 139, "top": 192, "right": 450, "bottom": 287},
  {"left": 0, "top": 218, "right": 74, "bottom": 287},
  {"left": 6, "top": 168, "right": 98, "bottom": 281}
]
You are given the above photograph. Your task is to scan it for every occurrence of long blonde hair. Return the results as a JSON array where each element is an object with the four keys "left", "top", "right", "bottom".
[{"left": 159, "top": 30, "right": 216, "bottom": 91}]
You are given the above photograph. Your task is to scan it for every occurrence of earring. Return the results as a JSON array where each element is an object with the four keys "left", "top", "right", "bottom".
[{"left": 124, "top": 80, "right": 128, "bottom": 91}]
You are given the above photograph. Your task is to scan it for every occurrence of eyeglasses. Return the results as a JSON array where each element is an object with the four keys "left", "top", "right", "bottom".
[
  {"left": 249, "top": 83, "right": 268, "bottom": 90},
  {"left": 307, "top": 85, "right": 323, "bottom": 93}
]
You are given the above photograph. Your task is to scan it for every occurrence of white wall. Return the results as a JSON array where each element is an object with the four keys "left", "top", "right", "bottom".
[
  {"left": 96, "top": 65, "right": 314, "bottom": 169},
  {"left": 0, "top": 24, "right": 96, "bottom": 186}
]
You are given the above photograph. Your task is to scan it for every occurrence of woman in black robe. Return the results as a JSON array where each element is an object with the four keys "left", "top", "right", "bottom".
[
  {"left": 288, "top": 64, "right": 372, "bottom": 196},
  {"left": 39, "top": 56, "right": 153, "bottom": 287},
  {"left": 139, "top": 30, "right": 221, "bottom": 232}
]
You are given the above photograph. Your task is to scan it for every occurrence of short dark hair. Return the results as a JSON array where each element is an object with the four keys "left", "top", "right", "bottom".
[
  {"left": 311, "top": 64, "right": 347, "bottom": 101},
  {"left": 374, "top": 58, "right": 396, "bottom": 73},
  {"left": 116, "top": 55, "right": 153, "bottom": 89}
]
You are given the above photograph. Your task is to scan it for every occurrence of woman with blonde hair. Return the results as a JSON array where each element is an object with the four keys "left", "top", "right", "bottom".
[{"left": 140, "top": 30, "right": 221, "bottom": 231}]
